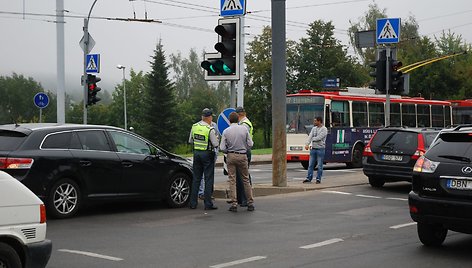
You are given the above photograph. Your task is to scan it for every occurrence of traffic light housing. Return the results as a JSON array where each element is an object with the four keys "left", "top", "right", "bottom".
[
  {"left": 201, "top": 17, "right": 240, "bottom": 81},
  {"left": 369, "top": 50, "right": 386, "bottom": 92},
  {"left": 389, "top": 60, "right": 404, "bottom": 94},
  {"left": 86, "top": 74, "right": 101, "bottom": 106}
]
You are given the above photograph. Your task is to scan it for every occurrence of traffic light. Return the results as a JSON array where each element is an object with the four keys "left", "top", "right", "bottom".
[
  {"left": 389, "top": 60, "right": 404, "bottom": 94},
  {"left": 369, "top": 50, "right": 386, "bottom": 92},
  {"left": 201, "top": 17, "right": 240, "bottom": 81},
  {"left": 86, "top": 74, "right": 101, "bottom": 106}
]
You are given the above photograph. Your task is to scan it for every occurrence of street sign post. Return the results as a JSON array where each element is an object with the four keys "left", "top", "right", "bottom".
[
  {"left": 34, "top": 92, "right": 49, "bottom": 123},
  {"left": 217, "top": 108, "right": 236, "bottom": 135},
  {"left": 376, "top": 18, "right": 400, "bottom": 44},
  {"left": 86, "top": 54, "right": 100, "bottom": 73},
  {"left": 220, "top": 0, "right": 246, "bottom": 17}
]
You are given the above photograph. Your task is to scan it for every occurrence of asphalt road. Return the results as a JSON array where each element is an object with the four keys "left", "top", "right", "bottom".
[{"left": 45, "top": 176, "right": 472, "bottom": 268}]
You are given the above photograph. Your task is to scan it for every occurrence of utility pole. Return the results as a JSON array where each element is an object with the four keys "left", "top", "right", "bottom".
[
  {"left": 82, "top": 0, "right": 98, "bottom": 124},
  {"left": 271, "top": 0, "right": 287, "bottom": 187},
  {"left": 236, "top": 16, "right": 245, "bottom": 107},
  {"left": 56, "top": 0, "right": 65, "bottom": 124}
]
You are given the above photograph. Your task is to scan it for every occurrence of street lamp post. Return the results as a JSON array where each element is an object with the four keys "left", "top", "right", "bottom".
[{"left": 117, "top": 65, "right": 127, "bottom": 130}]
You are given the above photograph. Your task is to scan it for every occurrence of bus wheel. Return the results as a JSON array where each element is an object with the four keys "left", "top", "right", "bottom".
[
  {"left": 346, "top": 144, "right": 364, "bottom": 168},
  {"left": 301, "top": 161, "right": 309, "bottom": 170}
]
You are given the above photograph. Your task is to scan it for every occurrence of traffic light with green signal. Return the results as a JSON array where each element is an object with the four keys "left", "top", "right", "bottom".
[
  {"left": 369, "top": 50, "right": 387, "bottom": 92},
  {"left": 201, "top": 17, "right": 240, "bottom": 81},
  {"left": 86, "top": 74, "right": 101, "bottom": 106}
]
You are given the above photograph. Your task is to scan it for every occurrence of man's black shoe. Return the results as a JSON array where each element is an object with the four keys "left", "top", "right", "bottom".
[
  {"left": 316, "top": 180, "right": 321, "bottom": 184},
  {"left": 204, "top": 206, "right": 218, "bottom": 210},
  {"left": 239, "top": 203, "right": 248, "bottom": 207},
  {"left": 247, "top": 205, "right": 255, "bottom": 211},
  {"left": 189, "top": 205, "right": 197, "bottom": 209},
  {"left": 302, "top": 179, "right": 312, "bottom": 183},
  {"left": 228, "top": 206, "right": 237, "bottom": 212},
  {"left": 226, "top": 200, "right": 232, "bottom": 204}
]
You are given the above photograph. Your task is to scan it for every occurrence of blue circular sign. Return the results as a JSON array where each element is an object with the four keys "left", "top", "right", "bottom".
[
  {"left": 34, "top": 92, "right": 49, "bottom": 109},
  {"left": 217, "top": 108, "right": 236, "bottom": 135}
]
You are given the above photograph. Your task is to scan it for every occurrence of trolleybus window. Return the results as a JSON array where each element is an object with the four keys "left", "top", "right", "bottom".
[
  {"left": 402, "top": 104, "right": 416, "bottom": 127},
  {"left": 369, "top": 102, "right": 384, "bottom": 127},
  {"left": 331, "top": 100, "right": 350, "bottom": 127},
  {"left": 352, "top": 101, "right": 368, "bottom": 127},
  {"left": 286, "top": 96, "right": 324, "bottom": 134},
  {"left": 432, "top": 105, "right": 445, "bottom": 127},
  {"left": 417, "top": 104, "right": 430, "bottom": 127},
  {"left": 390, "top": 103, "right": 401, "bottom": 126}
]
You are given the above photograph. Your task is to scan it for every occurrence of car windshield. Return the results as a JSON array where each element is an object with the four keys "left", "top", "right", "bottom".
[
  {"left": 371, "top": 130, "right": 418, "bottom": 152},
  {"left": 427, "top": 132, "right": 472, "bottom": 161},
  {"left": 0, "top": 130, "right": 27, "bottom": 151}
]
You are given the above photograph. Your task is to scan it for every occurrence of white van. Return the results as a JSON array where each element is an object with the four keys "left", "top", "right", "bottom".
[{"left": 0, "top": 171, "right": 52, "bottom": 268}]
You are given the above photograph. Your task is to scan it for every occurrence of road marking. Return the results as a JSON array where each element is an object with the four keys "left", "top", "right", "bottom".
[
  {"left": 386, "top": 197, "right": 408, "bottom": 201},
  {"left": 390, "top": 222, "right": 417, "bottom": 229},
  {"left": 210, "top": 256, "right": 267, "bottom": 268},
  {"left": 321, "top": 190, "right": 352, "bottom": 195},
  {"left": 300, "top": 238, "right": 344, "bottom": 249},
  {"left": 58, "top": 249, "right": 123, "bottom": 261},
  {"left": 355, "top": 194, "right": 382, "bottom": 199}
]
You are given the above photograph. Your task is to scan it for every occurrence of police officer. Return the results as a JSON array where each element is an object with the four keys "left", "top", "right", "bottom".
[{"left": 188, "top": 108, "right": 219, "bottom": 210}]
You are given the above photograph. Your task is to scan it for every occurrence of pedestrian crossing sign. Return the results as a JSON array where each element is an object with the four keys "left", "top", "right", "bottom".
[
  {"left": 86, "top": 54, "right": 100, "bottom": 73},
  {"left": 220, "top": 0, "right": 246, "bottom": 17},
  {"left": 376, "top": 18, "right": 400, "bottom": 44}
]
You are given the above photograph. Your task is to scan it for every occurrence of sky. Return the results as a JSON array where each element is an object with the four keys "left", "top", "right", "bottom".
[{"left": 0, "top": 0, "right": 471, "bottom": 99}]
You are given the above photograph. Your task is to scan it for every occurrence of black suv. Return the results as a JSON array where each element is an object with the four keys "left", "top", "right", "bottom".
[
  {"left": 409, "top": 125, "right": 472, "bottom": 246},
  {"left": 363, "top": 127, "right": 440, "bottom": 187},
  {"left": 0, "top": 123, "right": 193, "bottom": 218}
]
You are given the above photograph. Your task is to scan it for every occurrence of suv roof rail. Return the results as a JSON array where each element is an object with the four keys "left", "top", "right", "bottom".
[
  {"left": 385, "top": 125, "right": 406, "bottom": 128},
  {"left": 452, "top": 124, "right": 472, "bottom": 131}
]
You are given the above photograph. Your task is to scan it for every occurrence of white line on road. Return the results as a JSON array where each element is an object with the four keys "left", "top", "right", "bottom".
[
  {"left": 321, "top": 190, "right": 353, "bottom": 195},
  {"left": 355, "top": 194, "right": 382, "bottom": 199},
  {"left": 210, "top": 256, "right": 267, "bottom": 268},
  {"left": 300, "top": 238, "right": 344, "bottom": 249},
  {"left": 386, "top": 197, "right": 408, "bottom": 201},
  {"left": 390, "top": 222, "right": 417, "bottom": 229},
  {"left": 58, "top": 249, "right": 123, "bottom": 261}
]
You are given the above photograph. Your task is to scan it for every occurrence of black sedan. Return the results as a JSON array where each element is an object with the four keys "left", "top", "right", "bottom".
[{"left": 0, "top": 123, "right": 192, "bottom": 218}]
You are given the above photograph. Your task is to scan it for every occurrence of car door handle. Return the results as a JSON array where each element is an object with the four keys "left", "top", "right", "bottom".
[
  {"left": 122, "top": 161, "right": 133, "bottom": 168},
  {"left": 80, "top": 160, "right": 92, "bottom": 167}
]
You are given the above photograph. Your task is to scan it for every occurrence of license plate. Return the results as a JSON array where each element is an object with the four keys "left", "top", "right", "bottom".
[
  {"left": 447, "top": 179, "right": 472, "bottom": 190},
  {"left": 290, "top": 146, "right": 303, "bottom": 151},
  {"left": 381, "top": 154, "right": 403, "bottom": 161}
]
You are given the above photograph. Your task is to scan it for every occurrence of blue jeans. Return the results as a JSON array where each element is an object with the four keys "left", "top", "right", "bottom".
[
  {"left": 190, "top": 150, "right": 215, "bottom": 208},
  {"left": 306, "top": 148, "right": 325, "bottom": 182}
]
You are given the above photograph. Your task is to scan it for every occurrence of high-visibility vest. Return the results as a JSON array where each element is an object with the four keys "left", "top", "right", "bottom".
[
  {"left": 192, "top": 122, "right": 213, "bottom": 151},
  {"left": 240, "top": 118, "right": 253, "bottom": 139}
]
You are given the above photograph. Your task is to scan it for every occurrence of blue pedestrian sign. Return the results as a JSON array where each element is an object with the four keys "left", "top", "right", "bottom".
[
  {"left": 217, "top": 108, "right": 236, "bottom": 135},
  {"left": 34, "top": 92, "right": 49, "bottom": 109},
  {"left": 86, "top": 54, "right": 100, "bottom": 73},
  {"left": 376, "top": 18, "right": 400, "bottom": 44},
  {"left": 220, "top": 0, "right": 246, "bottom": 17}
]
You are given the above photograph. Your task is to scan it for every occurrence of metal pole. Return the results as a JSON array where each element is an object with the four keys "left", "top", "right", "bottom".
[
  {"left": 123, "top": 67, "right": 127, "bottom": 130},
  {"left": 230, "top": 81, "right": 236, "bottom": 108},
  {"left": 385, "top": 47, "right": 391, "bottom": 127},
  {"left": 271, "top": 0, "right": 287, "bottom": 187},
  {"left": 39, "top": 109, "right": 42, "bottom": 123},
  {"left": 56, "top": 0, "right": 65, "bottom": 124},
  {"left": 83, "top": 0, "right": 98, "bottom": 125},
  {"left": 236, "top": 16, "right": 245, "bottom": 107}
]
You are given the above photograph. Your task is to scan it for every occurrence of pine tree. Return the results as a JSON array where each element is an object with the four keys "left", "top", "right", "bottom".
[{"left": 143, "top": 40, "right": 179, "bottom": 151}]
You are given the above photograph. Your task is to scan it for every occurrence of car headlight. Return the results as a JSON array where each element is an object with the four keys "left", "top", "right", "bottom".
[{"left": 413, "top": 156, "right": 440, "bottom": 173}]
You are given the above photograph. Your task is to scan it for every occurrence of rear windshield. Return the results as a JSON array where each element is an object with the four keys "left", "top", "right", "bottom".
[
  {"left": 427, "top": 133, "right": 472, "bottom": 161},
  {"left": 0, "top": 130, "right": 27, "bottom": 151},
  {"left": 371, "top": 130, "right": 418, "bottom": 151}
]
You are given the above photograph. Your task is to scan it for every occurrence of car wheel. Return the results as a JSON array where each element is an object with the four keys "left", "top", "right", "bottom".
[
  {"left": 346, "top": 144, "right": 363, "bottom": 168},
  {"left": 0, "top": 242, "right": 22, "bottom": 268},
  {"left": 368, "top": 176, "right": 385, "bottom": 188},
  {"left": 165, "top": 173, "right": 191, "bottom": 208},
  {"left": 417, "top": 222, "right": 447, "bottom": 247},
  {"left": 301, "top": 161, "right": 309, "bottom": 170},
  {"left": 47, "top": 178, "right": 81, "bottom": 219}
]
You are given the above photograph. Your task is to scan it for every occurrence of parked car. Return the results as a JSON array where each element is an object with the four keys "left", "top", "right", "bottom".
[
  {"left": 0, "top": 171, "right": 52, "bottom": 268},
  {"left": 362, "top": 127, "right": 440, "bottom": 187},
  {"left": 0, "top": 123, "right": 193, "bottom": 218},
  {"left": 409, "top": 125, "right": 472, "bottom": 246}
]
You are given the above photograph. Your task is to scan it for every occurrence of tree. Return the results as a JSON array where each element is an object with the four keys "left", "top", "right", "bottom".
[
  {"left": 142, "top": 40, "right": 179, "bottom": 151},
  {"left": 290, "top": 20, "right": 367, "bottom": 91}
]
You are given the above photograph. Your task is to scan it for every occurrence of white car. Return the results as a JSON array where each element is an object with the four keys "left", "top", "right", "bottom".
[{"left": 0, "top": 171, "right": 52, "bottom": 268}]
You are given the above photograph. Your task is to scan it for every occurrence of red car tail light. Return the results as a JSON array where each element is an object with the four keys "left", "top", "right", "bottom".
[
  {"left": 411, "top": 133, "right": 426, "bottom": 160},
  {"left": 362, "top": 132, "right": 377, "bottom": 157},
  {"left": 0, "top": 157, "right": 34, "bottom": 169},
  {"left": 40, "top": 204, "right": 47, "bottom": 224}
]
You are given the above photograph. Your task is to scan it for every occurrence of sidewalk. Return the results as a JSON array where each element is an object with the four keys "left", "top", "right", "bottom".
[{"left": 212, "top": 154, "right": 368, "bottom": 198}]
